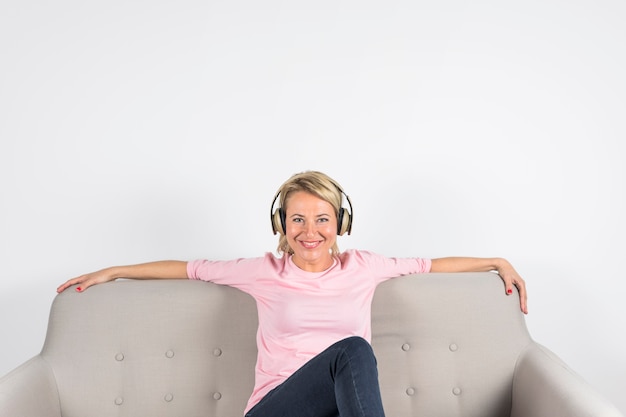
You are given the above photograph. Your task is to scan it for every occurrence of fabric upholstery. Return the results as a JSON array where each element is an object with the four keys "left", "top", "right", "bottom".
[{"left": 0, "top": 273, "right": 622, "bottom": 417}]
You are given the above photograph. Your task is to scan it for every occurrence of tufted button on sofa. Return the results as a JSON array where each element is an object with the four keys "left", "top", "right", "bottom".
[{"left": 0, "top": 272, "right": 623, "bottom": 417}]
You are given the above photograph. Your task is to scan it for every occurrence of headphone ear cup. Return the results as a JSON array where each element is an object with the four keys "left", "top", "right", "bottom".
[
  {"left": 272, "top": 208, "right": 286, "bottom": 235},
  {"left": 338, "top": 208, "right": 352, "bottom": 236}
]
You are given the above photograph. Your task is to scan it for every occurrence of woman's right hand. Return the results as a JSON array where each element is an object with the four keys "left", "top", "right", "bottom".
[
  {"left": 56, "top": 267, "right": 118, "bottom": 293},
  {"left": 56, "top": 261, "right": 189, "bottom": 293}
]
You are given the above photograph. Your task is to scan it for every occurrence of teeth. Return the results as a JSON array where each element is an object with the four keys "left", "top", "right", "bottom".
[{"left": 301, "top": 241, "right": 320, "bottom": 248}]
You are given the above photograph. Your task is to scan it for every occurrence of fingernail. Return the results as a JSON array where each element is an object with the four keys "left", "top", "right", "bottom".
[
  {"left": 507, "top": 289, "right": 513, "bottom": 294},
  {"left": 76, "top": 287, "right": 82, "bottom": 292}
]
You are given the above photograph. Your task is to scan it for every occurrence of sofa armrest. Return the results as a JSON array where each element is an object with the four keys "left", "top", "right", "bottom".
[
  {"left": 512, "top": 343, "right": 623, "bottom": 417},
  {"left": 0, "top": 356, "right": 61, "bottom": 417}
]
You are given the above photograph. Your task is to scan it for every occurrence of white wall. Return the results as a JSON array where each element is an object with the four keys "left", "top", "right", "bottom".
[{"left": 1, "top": 0, "right": 624, "bottom": 413}]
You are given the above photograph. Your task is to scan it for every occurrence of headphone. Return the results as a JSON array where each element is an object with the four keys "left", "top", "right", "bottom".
[{"left": 270, "top": 179, "right": 353, "bottom": 236}]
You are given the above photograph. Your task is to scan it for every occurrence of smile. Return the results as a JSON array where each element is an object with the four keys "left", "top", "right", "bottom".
[{"left": 299, "top": 240, "right": 322, "bottom": 249}]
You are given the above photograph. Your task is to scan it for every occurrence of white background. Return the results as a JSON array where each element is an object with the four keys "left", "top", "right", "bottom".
[{"left": 1, "top": 0, "right": 625, "bottom": 413}]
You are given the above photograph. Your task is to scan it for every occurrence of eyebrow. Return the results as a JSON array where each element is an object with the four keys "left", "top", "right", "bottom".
[{"left": 289, "top": 213, "right": 332, "bottom": 218}]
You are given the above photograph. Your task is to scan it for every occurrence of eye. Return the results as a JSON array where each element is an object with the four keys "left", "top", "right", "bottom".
[{"left": 317, "top": 217, "right": 330, "bottom": 223}]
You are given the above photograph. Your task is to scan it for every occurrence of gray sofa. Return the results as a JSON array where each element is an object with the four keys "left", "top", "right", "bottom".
[{"left": 0, "top": 272, "right": 622, "bottom": 417}]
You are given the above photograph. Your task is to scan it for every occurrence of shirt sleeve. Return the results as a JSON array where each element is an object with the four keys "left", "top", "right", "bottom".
[
  {"left": 186, "top": 253, "right": 281, "bottom": 292},
  {"left": 343, "top": 249, "right": 431, "bottom": 284}
]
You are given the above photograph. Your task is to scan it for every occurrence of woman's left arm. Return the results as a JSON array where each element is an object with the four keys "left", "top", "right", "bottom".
[{"left": 430, "top": 257, "right": 528, "bottom": 314}]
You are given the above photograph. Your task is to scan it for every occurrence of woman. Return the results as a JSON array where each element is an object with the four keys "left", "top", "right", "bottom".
[{"left": 57, "top": 170, "right": 527, "bottom": 417}]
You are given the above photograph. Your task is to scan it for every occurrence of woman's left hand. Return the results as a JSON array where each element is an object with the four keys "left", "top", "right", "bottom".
[
  {"left": 495, "top": 259, "right": 528, "bottom": 314},
  {"left": 431, "top": 257, "right": 528, "bottom": 314}
]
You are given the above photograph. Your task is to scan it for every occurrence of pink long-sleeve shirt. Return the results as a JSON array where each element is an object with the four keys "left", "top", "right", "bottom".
[{"left": 187, "top": 249, "right": 431, "bottom": 414}]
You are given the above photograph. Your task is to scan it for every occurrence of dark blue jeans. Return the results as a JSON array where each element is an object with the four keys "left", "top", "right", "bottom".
[{"left": 245, "top": 336, "right": 386, "bottom": 417}]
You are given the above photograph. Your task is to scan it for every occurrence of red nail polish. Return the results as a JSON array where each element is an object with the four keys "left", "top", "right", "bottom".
[
  {"left": 507, "top": 289, "right": 513, "bottom": 294},
  {"left": 76, "top": 287, "right": 82, "bottom": 292}
]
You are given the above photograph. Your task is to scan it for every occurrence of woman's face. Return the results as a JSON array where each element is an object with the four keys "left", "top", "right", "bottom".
[{"left": 284, "top": 191, "right": 337, "bottom": 272}]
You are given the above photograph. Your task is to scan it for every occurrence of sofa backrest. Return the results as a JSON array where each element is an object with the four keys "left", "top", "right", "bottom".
[
  {"left": 43, "top": 279, "right": 258, "bottom": 417},
  {"left": 372, "top": 273, "right": 532, "bottom": 417},
  {"left": 41, "top": 272, "right": 532, "bottom": 417}
]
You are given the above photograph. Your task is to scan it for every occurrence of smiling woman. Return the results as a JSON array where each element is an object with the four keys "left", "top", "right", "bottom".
[
  {"left": 56, "top": 170, "right": 527, "bottom": 417},
  {"left": 284, "top": 191, "right": 338, "bottom": 272},
  {"left": 270, "top": 170, "right": 353, "bottom": 257}
]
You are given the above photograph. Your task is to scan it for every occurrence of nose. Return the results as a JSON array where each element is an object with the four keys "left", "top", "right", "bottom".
[{"left": 304, "top": 221, "right": 316, "bottom": 236}]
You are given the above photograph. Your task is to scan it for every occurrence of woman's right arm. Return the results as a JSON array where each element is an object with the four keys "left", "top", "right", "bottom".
[{"left": 56, "top": 260, "right": 188, "bottom": 293}]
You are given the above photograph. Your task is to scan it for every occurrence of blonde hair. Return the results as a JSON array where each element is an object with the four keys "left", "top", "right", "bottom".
[{"left": 273, "top": 171, "right": 348, "bottom": 256}]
